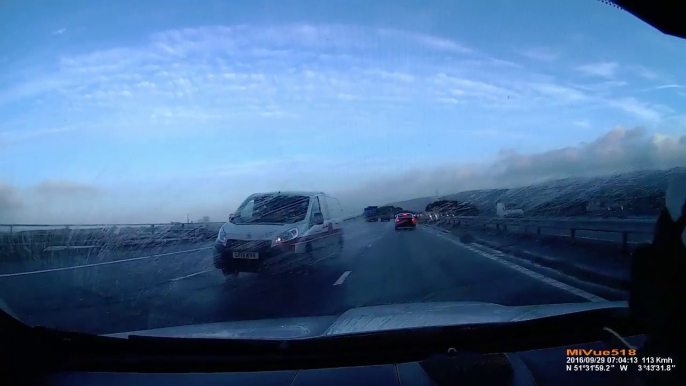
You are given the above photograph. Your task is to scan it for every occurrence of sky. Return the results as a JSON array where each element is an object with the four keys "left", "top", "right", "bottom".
[{"left": 1, "top": 0, "right": 685, "bottom": 224}]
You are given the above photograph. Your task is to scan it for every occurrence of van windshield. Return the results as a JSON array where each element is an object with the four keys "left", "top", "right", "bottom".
[{"left": 233, "top": 195, "right": 310, "bottom": 224}]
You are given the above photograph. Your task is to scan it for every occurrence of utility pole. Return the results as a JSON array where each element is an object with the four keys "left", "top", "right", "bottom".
[{"left": 186, "top": 213, "right": 189, "bottom": 224}]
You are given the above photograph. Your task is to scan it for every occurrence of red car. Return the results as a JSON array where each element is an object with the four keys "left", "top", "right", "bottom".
[{"left": 394, "top": 213, "right": 416, "bottom": 231}]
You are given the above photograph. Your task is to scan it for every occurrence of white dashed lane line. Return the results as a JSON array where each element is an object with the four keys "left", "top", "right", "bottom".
[
  {"left": 333, "top": 271, "right": 351, "bottom": 286},
  {"left": 424, "top": 227, "right": 607, "bottom": 302},
  {"left": 312, "top": 252, "right": 337, "bottom": 264},
  {"left": 169, "top": 269, "right": 213, "bottom": 282}
]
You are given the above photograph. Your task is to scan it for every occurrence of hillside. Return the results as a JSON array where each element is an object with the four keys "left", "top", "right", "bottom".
[
  {"left": 386, "top": 167, "right": 686, "bottom": 218},
  {"left": 385, "top": 196, "right": 435, "bottom": 213}
]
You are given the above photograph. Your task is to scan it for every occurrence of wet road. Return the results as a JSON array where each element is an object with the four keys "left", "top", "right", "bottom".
[{"left": 0, "top": 219, "right": 605, "bottom": 334}]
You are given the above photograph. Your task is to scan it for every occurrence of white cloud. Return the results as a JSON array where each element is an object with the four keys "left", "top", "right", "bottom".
[
  {"left": 52, "top": 28, "right": 67, "bottom": 35},
  {"left": 605, "top": 97, "right": 667, "bottom": 122},
  {"left": 576, "top": 62, "right": 619, "bottom": 78},
  {"left": 437, "top": 97, "right": 462, "bottom": 105},
  {"left": 34, "top": 180, "right": 101, "bottom": 197},
  {"left": 573, "top": 120, "right": 590, "bottom": 128},
  {"left": 651, "top": 84, "right": 684, "bottom": 90},
  {"left": 343, "top": 127, "right": 686, "bottom": 206},
  {"left": 519, "top": 47, "right": 559, "bottom": 62},
  {"left": 571, "top": 80, "right": 627, "bottom": 92},
  {"left": 630, "top": 65, "right": 660, "bottom": 80},
  {"left": 1, "top": 24, "right": 674, "bottom": 144},
  {"left": 0, "top": 126, "right": 77, "bottom": 146},
  {"left": 2, "top": 126, "right": 685, "bottom": 223},
  {"left": 527, "top": 83, "right": 586, "bottom": 102},
  {"left": 2, "top": 23, "right": 682, "bottom": 222}
]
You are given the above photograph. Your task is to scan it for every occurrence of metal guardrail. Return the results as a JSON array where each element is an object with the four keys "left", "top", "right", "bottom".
[
  {"left": 0, "top": 222, "right": 225, "bottom": 259},
  {"left": 0, "top": 216, "right": 365, "bottom": 257},
  {"left": 0, "top": 222, "right": 225, "bottom": 234},
  {"left": 426, "top": 215, "right": 656, "bottom": 252}
]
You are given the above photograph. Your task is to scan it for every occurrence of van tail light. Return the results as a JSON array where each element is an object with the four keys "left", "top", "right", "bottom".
[
  {"left": 412, "top": 218, "right": 416, "bottom": 223},
  {"left": 395, "top": 218, "right": 400, "bottom": 223}
]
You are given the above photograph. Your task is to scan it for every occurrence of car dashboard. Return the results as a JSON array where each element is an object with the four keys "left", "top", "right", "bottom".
[{"left": 41, "top": 337, "right": 646, "bottom": 386}]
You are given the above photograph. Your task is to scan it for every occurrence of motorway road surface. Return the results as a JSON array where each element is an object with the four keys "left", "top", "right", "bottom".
[{"left": 0, "top": 219, "right": 608, "bottom": 335}]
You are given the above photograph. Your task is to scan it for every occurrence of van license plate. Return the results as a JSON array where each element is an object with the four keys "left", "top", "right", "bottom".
[{"left": 233, "top": 252, "right": 259, "bottom": 259}]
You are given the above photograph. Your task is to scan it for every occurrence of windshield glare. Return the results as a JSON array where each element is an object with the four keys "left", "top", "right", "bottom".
[{"left": 233, "top": 195, "right": 310, "bottom": 224}]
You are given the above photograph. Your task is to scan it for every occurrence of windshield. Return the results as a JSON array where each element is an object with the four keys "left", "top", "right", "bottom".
[
  {"left": 0, "top": 0, "right": 685, "bottom": 339},
  {"left": 233, "top": 195, "right": 310, "bottom": 224}
]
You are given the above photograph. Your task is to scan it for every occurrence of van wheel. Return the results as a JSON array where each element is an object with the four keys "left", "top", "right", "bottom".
[{"left": 305, "top": 243, "right": 313, "bottom": 253}]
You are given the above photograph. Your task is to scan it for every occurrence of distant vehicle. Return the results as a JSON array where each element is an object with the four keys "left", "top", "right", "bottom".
[
  {"left": 378, "top": 206, "right": 393, "bottom": 222},
  {"left": 496, "top": 203, "right": 524, "bottom": 218},
  {"left": 395, "top": 213, "right": 416, "bottom": 231},
  {"left": 213, "top": 191, "right": 344, "bottom": 276},
  {"left": 364, "top": 206, "right": 379, "bottom": 222}
]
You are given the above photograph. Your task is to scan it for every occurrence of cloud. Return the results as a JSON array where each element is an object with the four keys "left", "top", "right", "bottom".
[
  {"left": 2, "top": 24, "right": 683, "bottom": 221},
  {"left": 575, "top": 62, "right": 618, "bottom": 78},
  {"left": 432, "top": 74, "right": 514, "bottom": 101},
  {"left": 2, "top": 127, "right": 685, "bottom": 223},
  {"left": 605, "top": 97, "right": 667, "bottom": 122},
  {"left": 0, "top": 25, "right": 485, "bottom": 141},
  {"left": 630, "top": 65, "right": 659, "bottom": 80},
  {"left": 488, "top": 127, "right": 686, "bottom": 184},
  {"left": 341, "top": 127, "right": 686, "bottom": 207},
  {"left": 648, "top": 84, "right": 684, "bottom": 91},
  {"left": 573, "top": 120, "right": 590, "bottom": 128},
  {"left": 527, "top": 83, "right": 586, "bottom": 103},
  {"left": 0, "top": 126, "right": 77, "bottom": 146},
  {"left": 388, "top": 29, "right": 472, "bottom": 54},
  {"left": 33, "top": 181, "right": 101, "bottom": 197},
  {"left": 0, "top": 23, "right": 673, "bottom": 145},
  {"left": 52, "top": 28, "right": 67, "bottom": 35},
  {"left": 0, "top": 183, "right": 23, "bottom": 220},
  {"left": 519, "top": 47, "right": 559, "bottom": 62},
  {"left": 571, "top": 80, "right": 627, "bottom": 92}
]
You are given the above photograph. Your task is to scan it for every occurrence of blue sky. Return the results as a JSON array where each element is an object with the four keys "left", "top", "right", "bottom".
[{"left": 1, "top": 0, "right": 685, "bottom": 223}]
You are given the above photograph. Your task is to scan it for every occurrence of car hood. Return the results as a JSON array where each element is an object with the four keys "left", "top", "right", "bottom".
[{"left": 106, "top": 301, "right": 627, "bottom": 339}]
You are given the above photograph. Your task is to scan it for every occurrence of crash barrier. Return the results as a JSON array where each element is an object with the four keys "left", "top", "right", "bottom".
[
  {"left": 0, "top": 222, "right": 224, "bottom": 260},
  {"left": 0, "top": 215, "right": 366, "bottom": 260},
  {"left": 425, "top": 215, "right": 656, "bottom": 253}
]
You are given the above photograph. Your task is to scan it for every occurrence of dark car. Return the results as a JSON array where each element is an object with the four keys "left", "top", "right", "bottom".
[
  {"left": 394, "top": 213, "right": 416, "bottom": 230},
  {"left": 378, "top": 206, "right": 393, "bottom": 222},
  {"left": 364, "top": 206, "right": 379, "bottom": 222}
]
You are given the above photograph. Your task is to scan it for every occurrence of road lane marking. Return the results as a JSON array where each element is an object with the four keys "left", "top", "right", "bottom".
[
  {"left": 312, "top": 251, "right": 336, "bottom": 264},
  {"left": 465, "top": 243, "right": 606, "bottom": 302},
  {"left": 170, "top": 269, "right": 212, "bottom": 282},
  {"left": 333, "top": 271, "right": 351, "bottom": 286},
  {"left": 427, "top": 229, "right": 606, "bottom": 302},
  {"left": 0, "top": 246, "right": 214, "bottom": 278},
  {"left": 44, "top": 245, "right": 99, "bottom": 251}
]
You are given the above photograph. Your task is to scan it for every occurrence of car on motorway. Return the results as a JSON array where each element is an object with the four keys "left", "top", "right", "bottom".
[
  {"left": 364, "top": 206, "right": 379, "bottom": 222},
  {"left": 394, "top": 212, "right": 416, "bottom": 230},
  {"left": 213, "top": 191, "right": 344, "bottom": 276},
  {"left": 378, "top": 206, "right": 393, "bottom": 222}
]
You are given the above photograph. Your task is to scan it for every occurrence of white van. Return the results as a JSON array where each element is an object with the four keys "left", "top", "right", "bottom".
[{"left": 213, "top": 191, "right": 345, "bottom": 275}]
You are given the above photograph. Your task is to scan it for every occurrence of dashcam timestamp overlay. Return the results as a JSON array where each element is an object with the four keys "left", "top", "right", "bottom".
[{"left": 566, "top": 349, "right": 676, "bottom": 372}]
